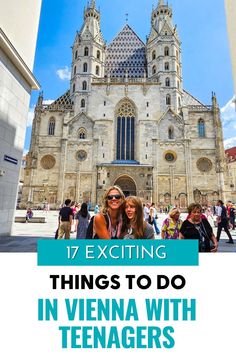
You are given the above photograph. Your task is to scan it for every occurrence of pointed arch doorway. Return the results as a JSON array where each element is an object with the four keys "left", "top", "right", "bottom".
[{"left": 114, "top": 176, "right": 137, "bottom": 197}]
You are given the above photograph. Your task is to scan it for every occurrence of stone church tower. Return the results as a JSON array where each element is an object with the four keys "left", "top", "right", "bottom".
[{"left": 22, "top": 0, "right": 230, "bottom": 209}]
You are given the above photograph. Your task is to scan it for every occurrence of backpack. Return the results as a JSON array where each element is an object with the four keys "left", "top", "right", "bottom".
[{"left": 86, "top": 214, "right": 109, "bottom": 239}]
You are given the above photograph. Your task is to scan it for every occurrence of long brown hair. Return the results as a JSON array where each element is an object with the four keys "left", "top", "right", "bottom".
[{"left": 123, "top": 196, "right": 146, "bottom": 239}]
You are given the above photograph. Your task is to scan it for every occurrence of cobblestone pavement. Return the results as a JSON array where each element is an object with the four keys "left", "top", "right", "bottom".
[{"left": 0, "top": 210, "right": 235, "bottom": 252}]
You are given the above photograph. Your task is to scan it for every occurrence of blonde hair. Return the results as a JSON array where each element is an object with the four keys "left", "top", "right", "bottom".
[
  {"left": 169, "top": 207, "right": 180, "bottom": 218},
  {"left": 100, "top": 185, "right": 125, "bottom": 214}
]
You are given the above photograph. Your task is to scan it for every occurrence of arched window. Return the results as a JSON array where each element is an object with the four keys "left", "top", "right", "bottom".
[
  {"left": 78, "top": 128, "right": 87, "bottom": 139},
  {"left": 165, "top": 77, "right": 170, "bottom": 87},
  {"left": 96, "top": 65, "right": 100, "bottom": 75},
  {"left": 164, "top": 46, "right": 169, "bottom": 56},
  {"left": 116, "top": 100, "right": 136, "bottom": 161},
  {"left": 48, "top": 117, "right": 55, "bottom": 136},
  {"left": 198, "top": 119, "right": 205, "bottom": 137},
  {"left": 83, "top": 62, "right": 88, "bottom": 72},
  {"left": 82, "top": 81, "right": 87, "bottom": 90},
  {"left": 164, "top": 62, "right": 169, "bottom": 70},
  {"left": 97, "top": 50, "right": 100, "bottom": 59},
  {"left": 74, "top": 66, "right": 76, "bottom": 75},
  {"left": 75, "top": 50, "right": 78, "bottom": 59},
  {"left": 152, "top": 50, "right": 156, "bottom": 60},
  {"left": 168, "top": 126, "right": 174, "bottom": 139},
  {"left": 81, "top": 99, "right": 85, "bottom": 108},
  {"left": 72, "top": 83, "right": 75, "bottom": 93},
  {"left": 152, "top": 65, "right": 156, "bottom": 75},
  {"left": 84, "top": 47, "right": 89, "bottom": 56},
  {"left": 166, "top": 94, "right": 171, "bottom": 105}
]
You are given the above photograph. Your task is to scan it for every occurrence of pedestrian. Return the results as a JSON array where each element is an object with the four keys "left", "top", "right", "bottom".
[
  {"left": 228, "top": 202, "right": 235, "bottom": 230},
  {"left": 121, "top": 196, "right": 154, "bottom": 239},
  {"left": 57, "top": 199, "right": 73, "bottom": 239},
  {"left": 75, "top": 202, "right": 91, "bottom": 238},
  {"left": 143, "top": 203, "right": 150, "bottom": 222},
  {"left": 179, "top": 203, "right": 218, "bottom": 252},
  {"left": 150, "top": 202, "right": 160, "bottom": 235},
  {"left": 216, "top": 200, "right": 234, "bottom": 243},
  {"left": 26, "top": 208, "right": 33, "bottom": 222},
  {"left": 94, "top": 204, "right": 100, "bottom": 214},
  {"left": 93, "top": 185, "right": 125, "bottom": 239},
  {"left": 161, "top": 207, "right": 182, "bottom": 239},
  {"left": 70, "top": 201, "right": 77, "bottom": 233}
]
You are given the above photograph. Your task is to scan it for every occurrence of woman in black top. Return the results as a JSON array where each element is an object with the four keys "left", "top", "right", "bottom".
[{"left": 179, "top": 203, "right": 218, "bottom": 252}]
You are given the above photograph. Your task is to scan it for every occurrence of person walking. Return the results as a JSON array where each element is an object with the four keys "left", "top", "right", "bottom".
[
  {"left": 58, "top": 199, "right": 73, "bottom": 239},
  {"left": 229, "top": 202, "right": 235, "bottom": 230},
  {"left": 143, "top": 203, "right": 150, "bottom": 222},
  {"left": 216, "top": 200, "right": 234, "bottom": 243},
  {"left": 75, "top": 203, "right": 91, "bottom": 239},
  {"left": 150, "top": 202, "right": 160, "bottom": 235}
]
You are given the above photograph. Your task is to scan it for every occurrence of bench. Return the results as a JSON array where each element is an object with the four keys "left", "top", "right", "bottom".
[{"left": 14, "top": 216, "right": 46, "bottom": 223}]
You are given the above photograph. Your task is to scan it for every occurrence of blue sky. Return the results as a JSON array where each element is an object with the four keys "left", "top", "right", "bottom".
[{"left": 25, "top": 0, "right": 236, "bottom": 152}]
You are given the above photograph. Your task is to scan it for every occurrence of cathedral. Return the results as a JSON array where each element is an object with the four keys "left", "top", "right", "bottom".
[{"left": 22, "top": 0, "right": 231, "bottom": 209}]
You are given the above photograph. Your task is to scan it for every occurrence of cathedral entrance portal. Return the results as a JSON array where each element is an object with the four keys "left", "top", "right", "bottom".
[{"left": 114, "top": 176, "right": 136, "bottom": 197}]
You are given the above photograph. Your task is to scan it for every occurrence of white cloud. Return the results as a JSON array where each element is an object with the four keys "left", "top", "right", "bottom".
[
  {"left": 221, "top": 96, "right": 236, "bottom": 127},
  {"left": 43, "top": 99, "right": 54, "bottom": 105},
  {"left": 220, "top": 96, "right": 236, "bottom": 148},
  {"left": 27, "top": 106, "right": 35, "bottom": 127},
  {"left": 56, "top": 66, "right": 71, "bottom": 80},
  {"left": 224, "top": 136, "right": 236, "bottom": 149},
  {"left": 23, "top": 149, "right": 29, "bottom": 156}
]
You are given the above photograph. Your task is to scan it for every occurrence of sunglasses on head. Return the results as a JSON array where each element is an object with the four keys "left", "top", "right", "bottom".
[{"left": 107, "top": 194, "right": 122, "bottom": 200}]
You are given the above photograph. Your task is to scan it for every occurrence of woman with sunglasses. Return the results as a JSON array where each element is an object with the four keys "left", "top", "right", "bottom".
[
  {"left": 121, "top": 196, "right": 154, "bottom": 239},
  {"left": 93, "top": 185, "right": 125, "bottom": 239}
]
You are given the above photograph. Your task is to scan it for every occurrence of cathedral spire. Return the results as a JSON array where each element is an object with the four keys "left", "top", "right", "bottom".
[{"left": 90, "top": 0, "right": 96, "bottom": 8}]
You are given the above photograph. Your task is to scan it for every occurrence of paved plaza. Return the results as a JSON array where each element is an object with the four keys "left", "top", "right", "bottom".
[{"left": 0, "top": 209, "right": 235, "bottom": 252}]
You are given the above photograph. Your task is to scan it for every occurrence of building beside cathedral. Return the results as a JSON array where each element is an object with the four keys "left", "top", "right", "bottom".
[{"left": 22, "top": 0, "right": 231, "bottom": 209}]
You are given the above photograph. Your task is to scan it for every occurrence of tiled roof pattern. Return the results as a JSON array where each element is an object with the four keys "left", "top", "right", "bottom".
[
  {"left": 49, "top": 90, "right": 72, "bottom": 107},
  {"left": 105, "top": 25, "right": 147, "bottom": 78}
]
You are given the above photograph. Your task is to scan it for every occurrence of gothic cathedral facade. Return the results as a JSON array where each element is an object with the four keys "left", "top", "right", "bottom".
[{"left": 22, "top": 0, "right": 230, "bottom": 209}]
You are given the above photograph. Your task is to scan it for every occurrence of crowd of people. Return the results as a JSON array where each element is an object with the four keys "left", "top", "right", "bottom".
[{"left": 55, "top": 186, "right": 235, "bottom": 252}]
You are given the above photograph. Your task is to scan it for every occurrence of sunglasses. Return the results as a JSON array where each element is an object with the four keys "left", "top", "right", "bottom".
[{"left": 107, "top": 194, "right": 122, "bottom": 200}]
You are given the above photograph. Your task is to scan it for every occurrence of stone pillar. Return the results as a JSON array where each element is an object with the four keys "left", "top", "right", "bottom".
[
  {"left": 184, "top": 141, "right": 193, "bottom": 205},
  {"left": 169, "top": 165, "right": 174, "bottom": 204},
  {"left": 152, "top": 139, "right": 158, "bottom": 203},
  {"left": 57, "top": 139, "right": 68, "bottom": 205},
  {"left": 75, "top": 162, "right": 81, "bottom": 202}
]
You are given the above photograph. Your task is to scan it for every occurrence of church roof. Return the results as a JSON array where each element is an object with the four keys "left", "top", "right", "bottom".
[
  {"left": 105, "top": 24, "right": 147, "bottom": 78},
  {"left": 225, "top": 147, "right": 236, "bottom": 163},
  {"left": 48, "top": 90, "right": 73, "bottom": 108},
  {"left": 183, "top": 90, "right": 204, "bottom": 106}
]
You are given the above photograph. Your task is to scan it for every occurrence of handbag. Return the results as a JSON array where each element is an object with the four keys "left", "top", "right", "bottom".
[
  {"left": 194, "top": 221, "right": 215, "bottom": 252},
  {"left": 148, "top": 215, "right": 154, "bottom": 225}
]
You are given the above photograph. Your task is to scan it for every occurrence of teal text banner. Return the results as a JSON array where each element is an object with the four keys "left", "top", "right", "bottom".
[{"left": 37, "top": 240, "right": 198, "bottom": 266}]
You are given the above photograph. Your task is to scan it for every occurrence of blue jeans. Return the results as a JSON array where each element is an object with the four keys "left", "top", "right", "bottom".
[{"left": 153, "top": 218, "right": 160, "bottom": 234}]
